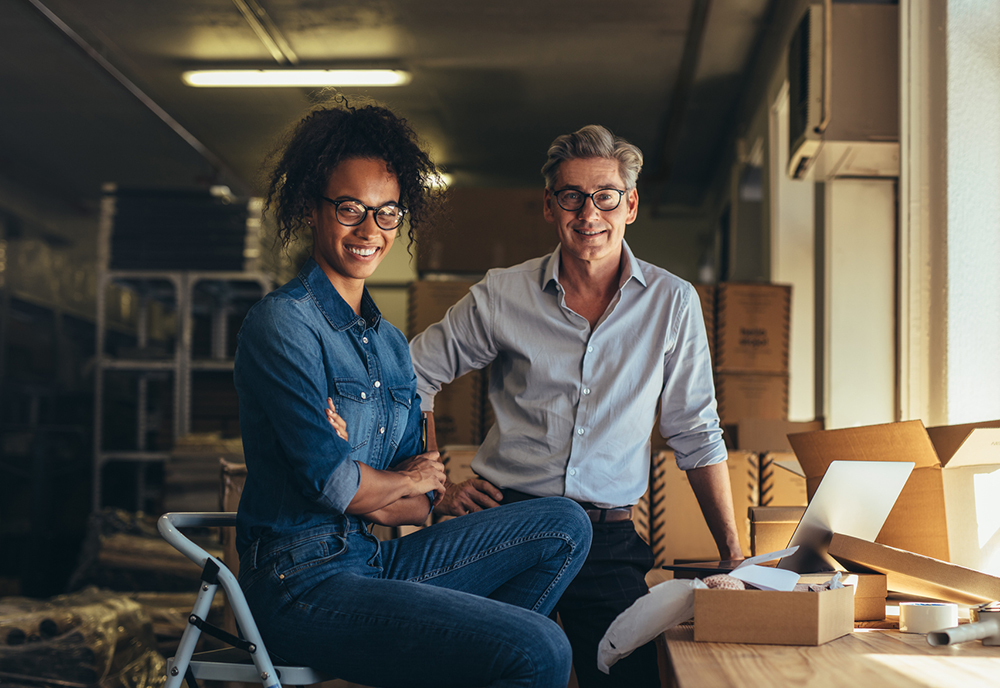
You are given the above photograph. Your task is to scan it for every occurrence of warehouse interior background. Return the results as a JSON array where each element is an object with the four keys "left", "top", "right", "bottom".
[{"left": 1, "top": 0, "right": 998, "bottom": 601}]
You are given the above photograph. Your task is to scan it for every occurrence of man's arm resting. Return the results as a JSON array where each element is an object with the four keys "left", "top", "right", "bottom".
[{"left": 687, "top": 462, "right": 744, "bottom": 560}]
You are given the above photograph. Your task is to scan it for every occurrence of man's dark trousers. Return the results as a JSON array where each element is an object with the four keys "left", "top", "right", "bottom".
[{"left": 556, "top": 519, "right": 659, "bottom": 688}]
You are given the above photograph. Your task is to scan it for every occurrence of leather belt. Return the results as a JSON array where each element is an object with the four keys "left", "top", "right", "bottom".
[{"left": 500, "top": 488, "right": 633, "bottom": 524}]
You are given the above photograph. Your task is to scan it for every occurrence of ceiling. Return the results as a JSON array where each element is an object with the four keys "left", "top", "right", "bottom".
[{"left": 1, "top": 0, "right": 774, "bottom": 242}]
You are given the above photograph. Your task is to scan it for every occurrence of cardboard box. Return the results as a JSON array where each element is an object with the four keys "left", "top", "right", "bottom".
[
  {"left": 788, "top": 419, "right": 1000, "bottom": 573},
  {"left": 694, "top": 284, "right": 715, "bottom": 362},
  {"left": 440, "top": 444, "right": 479, "bottom": 485},
  {"left": 759, "top": 451, "right": 808, "bottom": 507},
  {"left": 799, "top": 571, "right": 888, "bottom": 621},
  {"left": 714, "top": 283, "right": 791, "bottom": 374},
  {"left": 829, "top": 533, "right": 1000, "bottom": 606},
  {"left": 749, "top": 506, "right": 805, "bottom": 557},
  {"left": 714, "top": 373, "right": 789, "bottom": 426},
  {"left": 431, "top": 371, "right": 485, "bottom": 447},
  {"left": 727, "top": 418, "right": 824, "bottom": 453},
  {"left": 417, "top": 188, "right": 558, "bottom": 274},
  {"left": 694, "top": 585, "right": 854, "bottom": 645},
  {"left": 407, "top": 279, "right": 476, "bottom": 338},
  {"left": 650, "top": 451, "right": 758, "bottom": 566}
]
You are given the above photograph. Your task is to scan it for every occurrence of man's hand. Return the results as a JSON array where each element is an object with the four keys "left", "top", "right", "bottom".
[{"left": 436, "top": 478, "right": 504, "bottom": 516}]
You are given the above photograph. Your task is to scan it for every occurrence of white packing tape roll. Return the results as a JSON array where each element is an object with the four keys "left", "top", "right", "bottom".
[{"left": 899, "top": 602, "right": 959, "bottom": 634}]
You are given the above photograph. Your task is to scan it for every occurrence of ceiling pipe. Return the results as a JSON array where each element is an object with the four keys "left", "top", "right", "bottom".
[
  {"left": 646, "top": 0, "right": 712, "bottom": 216},
  {"left": 25, "top": 0, "right": 249, "bottom": 195},
  {"left": 232, "top": 0, "right": 299, "bottom": 65}
]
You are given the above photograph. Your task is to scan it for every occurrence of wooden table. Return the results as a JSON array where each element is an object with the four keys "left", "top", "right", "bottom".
[{"left": 659, "top": 623, "right": 1000, "bottom": 687}]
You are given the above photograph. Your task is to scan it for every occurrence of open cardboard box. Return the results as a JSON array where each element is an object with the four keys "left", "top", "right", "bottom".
[
  {"left": 787, "top": 419, "right": 1000, "bottom": 575},
  {"left": 694, "top": 585, "right": 854, "bottom": 645}
]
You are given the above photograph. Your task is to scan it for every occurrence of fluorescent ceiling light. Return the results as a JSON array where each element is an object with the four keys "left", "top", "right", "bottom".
[{"left": 182, "top": 69, "right": 411, "bottom": 87}]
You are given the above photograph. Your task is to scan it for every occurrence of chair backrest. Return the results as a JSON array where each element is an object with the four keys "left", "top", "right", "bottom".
[{"left": 158, "top": 512, "right": 324, "bottom": 688}]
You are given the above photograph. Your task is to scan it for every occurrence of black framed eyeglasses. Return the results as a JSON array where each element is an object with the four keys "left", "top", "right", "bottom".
[
  {"left": 552, "top": 188, "right": 626, "bottom": 212},
  {"left": 320, "top": 196, "right": 408, "bottom": 230}
]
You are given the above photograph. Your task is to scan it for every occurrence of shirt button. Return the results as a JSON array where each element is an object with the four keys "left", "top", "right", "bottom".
[
  {"left": 361, "top": 392, "right": 367, "bottom": 400},
  {"left": 362, "top": 337, "right": 369, "bottom": 344},
  {"left": 379, "top": 427, "right": 385, "bottom": 434},
  {"left": 374, "top": 381, "right": 381, "bottom": 388},
  {"left": 569, "top": 468, "right": 577, "bottom": 476},
  {"left": 583, "top": 387, "right": 591, "bottom": 395},
  {"left": 577, "top": 427, "right": 585, "bottom": 435},
  {"left": 587, "top": 346, "right": 594, "bottom": 353}
]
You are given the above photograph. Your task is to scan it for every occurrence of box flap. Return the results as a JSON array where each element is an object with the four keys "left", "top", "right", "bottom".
[
  {"left": 735, "top": 419, "right": 825, "bottom": 453},
  {"left": 829, "top": 533, "right": 1000, "bottom": 605},
  {"left": 926, "top": 420, "right": 1000, "bottom": 469},
  {"left": 788, "top": 420, "right": 940, "bottom": 489}
]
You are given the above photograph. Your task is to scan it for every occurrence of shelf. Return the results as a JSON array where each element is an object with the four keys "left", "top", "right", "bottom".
[
  {"left": 96, "top": 450, "right": 171, "bottom": 464},
  {"left": 100, "top": 358, "right": 177, "bottom": 371},
  {"left": 190, "top": 359, "right": 235, "bottom": 371}
]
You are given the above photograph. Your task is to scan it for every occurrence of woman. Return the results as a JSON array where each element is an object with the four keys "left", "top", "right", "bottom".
[{"left": 233, "top": 97, "right": 592, "bottom": 688}]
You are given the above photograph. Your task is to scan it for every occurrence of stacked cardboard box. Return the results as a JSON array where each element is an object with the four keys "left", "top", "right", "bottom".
[
  {"left": 650, "top": 450, "right": 758, "bottom": 567},
  {"left": 712, "top": 283, "right": 791, "bottom": 426},
  {"left": 417, "top": 188, "right": 558, "bottom": 274},
  {"left": 408, "top": 280, "right": 489, "bottom": 448}
]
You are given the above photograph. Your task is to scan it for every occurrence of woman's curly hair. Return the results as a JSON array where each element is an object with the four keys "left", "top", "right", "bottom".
[{"left": 263, "top": 94, "right": 441, "bottom": 250}]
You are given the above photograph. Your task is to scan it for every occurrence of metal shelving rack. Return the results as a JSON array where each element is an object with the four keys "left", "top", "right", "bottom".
[{"left": 92, "top": 186, "right": 273, "bottom": 511}]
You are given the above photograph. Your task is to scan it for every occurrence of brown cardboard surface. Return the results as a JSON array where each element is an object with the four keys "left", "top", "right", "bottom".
[
  {"left": 787, "top": 421, "right": 950, "bottom": 561},
  {"left": 759, "top": 451, "right": 808, "bottom": 507},
  {"left": 650, "top": 451, "right": 757, "bottom": 565},
  {"left": 694, "top": 586, "right": 854, "bottom": 645},
  {"left": 715, "top": 373, "right": 788, "bottom": 426},
  {"left": 440, "top": 444, "right": 479, "bottom": 485},
  {"left": 417, "top": 188, "right": 557, "bottom": 274},
  {"left": 798, "top": 572, "right": 887, "bottom": 621},
  {"left": 714, "top": 283, "right": 791, "bottom": 374},
  {"left": 829, "top": 533, "right": 1000, "bottom": 605},
  {"left": 734, "top": 419, "right": 825, "bottom": 453},
  {"left": 749, "top": 505, "right": 805, "bottom": 557},
  {"left": 431, "top": 371, "right": 485, "bottom": 447},
  {"left": 407, "top": 280, "right": 476, "bottom": 338},
  {"left": 926, "top": 419, "right": 1000, "bottom": 466},
  {"left": 694, "top": 284, "right": 715, "bottom": 362}
]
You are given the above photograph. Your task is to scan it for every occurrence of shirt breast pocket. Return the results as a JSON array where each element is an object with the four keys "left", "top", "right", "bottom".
[
  {"left": 388, "top": 385, "right": 413, "bottom": 451},
  {"left": 332, "top": 378, "right": 373, "bottom": 451}
]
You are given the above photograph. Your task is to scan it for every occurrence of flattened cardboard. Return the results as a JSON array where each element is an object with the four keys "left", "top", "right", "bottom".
[
  {"left": 829, "top": 533, "right": 1000, "bottom": 606},
  {"left": 789, "top": 420, "right": 1000, "bottom": 573},
  {"left": 694, "top": 585, "right": 853, "bottom": 645}
]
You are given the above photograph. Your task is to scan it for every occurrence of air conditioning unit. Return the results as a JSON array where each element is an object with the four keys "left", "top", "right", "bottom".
[{"left": 787, "top": 3, "right": 899, "bottom": 180}]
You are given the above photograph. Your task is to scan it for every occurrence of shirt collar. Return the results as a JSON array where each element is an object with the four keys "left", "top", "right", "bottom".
[
  {"left": 298, "top": 258, "right": 382, "bottom": 332},
  {"left": 542, "top": 239, "right": 648, "bottom": 291}
]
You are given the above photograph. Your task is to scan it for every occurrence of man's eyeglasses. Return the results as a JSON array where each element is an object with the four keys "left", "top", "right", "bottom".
[
  {"left": 552, "top": 188, "right": 626, "bottom": 212},
  {"left": 320, "top": 196, "right": 408, "bottom": 230}
]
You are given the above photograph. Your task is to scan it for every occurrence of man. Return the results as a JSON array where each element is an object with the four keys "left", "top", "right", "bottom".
[{"left": 409, "top": 125, "right": 742, "bottom": 687}]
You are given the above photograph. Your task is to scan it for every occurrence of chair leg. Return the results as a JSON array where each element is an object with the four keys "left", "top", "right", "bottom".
[{"left": 166, "top": 580, "right": 216, "bottom": 688}]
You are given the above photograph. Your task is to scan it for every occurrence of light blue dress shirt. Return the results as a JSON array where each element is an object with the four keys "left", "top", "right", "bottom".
[{"left": 409, "top": 241, "right": 727, "bottom": 509}]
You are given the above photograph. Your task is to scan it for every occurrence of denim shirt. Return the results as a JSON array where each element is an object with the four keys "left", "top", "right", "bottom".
[{"left": 234, "top": 258, "right": 423, "bottom": 556}]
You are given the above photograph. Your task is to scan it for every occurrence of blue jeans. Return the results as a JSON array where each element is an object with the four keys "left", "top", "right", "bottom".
[{"left": 239, "top": 497, "right": 592, "bottom": 688}]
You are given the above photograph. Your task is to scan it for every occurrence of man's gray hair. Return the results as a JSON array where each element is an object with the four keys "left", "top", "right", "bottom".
[{"left": 540, "top": 125, "right": 644, "bottom": 190}]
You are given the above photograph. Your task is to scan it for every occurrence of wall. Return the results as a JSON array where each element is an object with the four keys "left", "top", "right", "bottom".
[{"left": 944, "top": 0, "right": 1000, "bottom": 424}]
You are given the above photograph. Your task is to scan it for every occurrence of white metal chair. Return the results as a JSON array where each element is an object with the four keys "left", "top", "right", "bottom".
[{"left": 158, "top": 512, "right": 328, "bottom": 688}]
